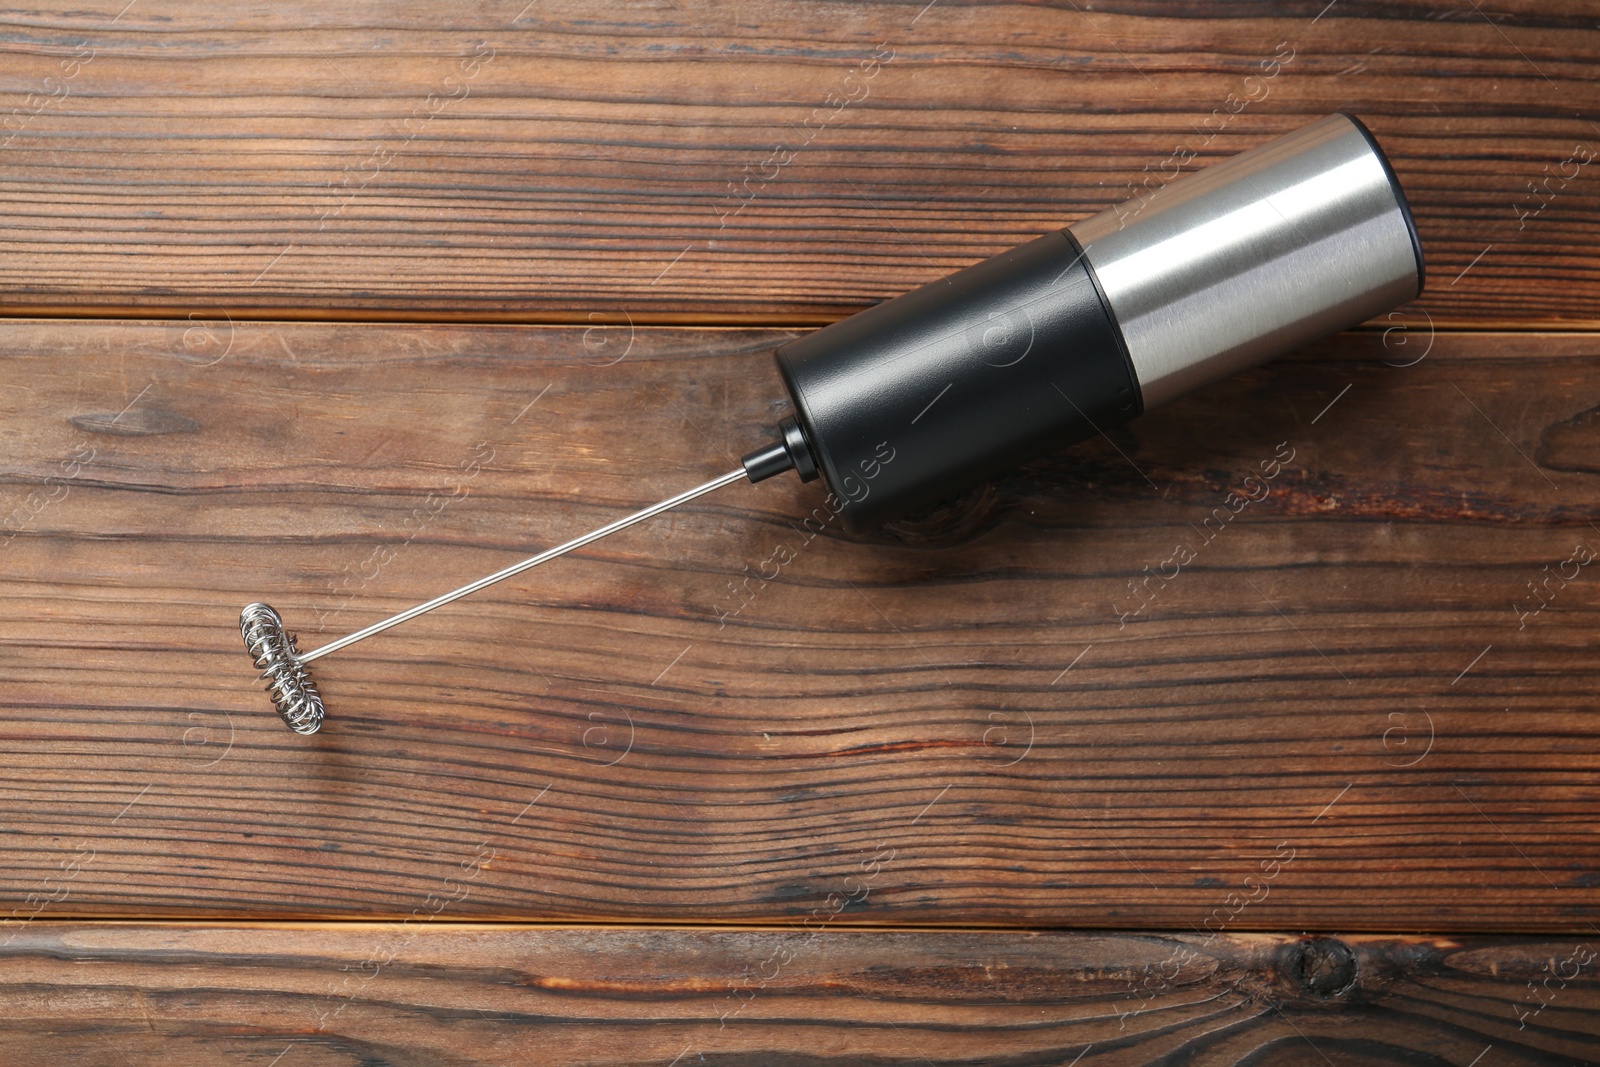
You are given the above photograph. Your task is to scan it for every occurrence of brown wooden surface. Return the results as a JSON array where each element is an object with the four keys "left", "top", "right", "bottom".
[
  {"left": 0, "top": 1, "right": 1597, "bottom": 326},
  {"left": 3, "top": 319, "right": 1597, "bottom": 930},
  {"left": 4, "top": 923, "right": 1600, "bottom": 1065}
]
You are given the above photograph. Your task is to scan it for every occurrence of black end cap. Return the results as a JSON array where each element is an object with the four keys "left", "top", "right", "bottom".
[{"left": 741, "top": 416, "right": 820, "bottom": 484}]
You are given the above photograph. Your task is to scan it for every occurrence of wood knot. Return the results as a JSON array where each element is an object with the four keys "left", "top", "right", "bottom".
[
  {"left": 70, "top": 408, "right": 199, "bottom": 437},
  {"left": 1539, "top": 401, "right": 1600, "bottom": 473},
  {"left": 871, "top": 483, "right": 1001, "bottom": 546},
  {"left": 1284, "top": 937, "right": 1357, "bottom": 1000}
]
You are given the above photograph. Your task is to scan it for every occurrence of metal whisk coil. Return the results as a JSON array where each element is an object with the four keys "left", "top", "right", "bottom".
[{"left": 240, "top": 602, "right": 325, "bottom": 734}]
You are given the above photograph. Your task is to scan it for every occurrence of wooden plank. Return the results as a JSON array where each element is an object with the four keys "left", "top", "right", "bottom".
[
  {"left": 3, "top": 923, "right": 1598, "bottom": 1064},
  {"left": 1, "top": 319, "right": 1598, "bottom": 928},
  {"left": 0, "top": 2, "right": 1596, "bottom": 326}
]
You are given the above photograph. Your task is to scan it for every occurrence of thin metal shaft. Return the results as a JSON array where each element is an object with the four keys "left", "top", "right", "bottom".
[{"left": 300, "top": 467, "right": 748, "bottom": 663}]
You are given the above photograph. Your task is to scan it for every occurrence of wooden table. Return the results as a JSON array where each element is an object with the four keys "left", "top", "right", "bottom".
[{"left": 3, "top": 2, "right": 1598, "bottom": 1062}]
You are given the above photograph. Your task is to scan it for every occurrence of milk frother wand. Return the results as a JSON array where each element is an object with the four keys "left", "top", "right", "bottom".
[{"left": 242, "top": 113, "right": 1425, "bottom": 734}]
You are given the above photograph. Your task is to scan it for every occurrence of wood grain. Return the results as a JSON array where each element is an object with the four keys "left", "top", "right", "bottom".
[
  {"left": 0, "top": 1, "right": 1596, "bottom": 326},
  {"left": 1, "top": 318, "right": 1597, "bottom": 929},
  {"left": 4, "top": 923, "right": 1600, "bottom": 1066}
]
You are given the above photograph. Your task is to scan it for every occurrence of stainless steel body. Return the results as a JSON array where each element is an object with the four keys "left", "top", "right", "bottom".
[{"left": 1069, "top": 113, "right": 1424, "bottom": 410}]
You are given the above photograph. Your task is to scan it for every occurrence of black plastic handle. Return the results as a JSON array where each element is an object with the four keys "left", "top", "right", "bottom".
[{"left": 771, "top": 230, "right": 1138, "bottom": 532}]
